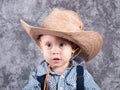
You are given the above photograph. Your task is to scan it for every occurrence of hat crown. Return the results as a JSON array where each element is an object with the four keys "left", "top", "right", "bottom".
[{"left": 41, "top": 9, "right": 84, "bottom": 32}]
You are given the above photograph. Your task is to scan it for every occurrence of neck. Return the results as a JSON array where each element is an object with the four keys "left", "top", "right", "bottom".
[{"left": 50, "top": 61, "right": 72, "bottom": 74}]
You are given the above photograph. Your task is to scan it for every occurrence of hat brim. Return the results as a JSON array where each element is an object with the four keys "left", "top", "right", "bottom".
[{"left": 20, "top": 19, "right": 103, "bottom": 61}]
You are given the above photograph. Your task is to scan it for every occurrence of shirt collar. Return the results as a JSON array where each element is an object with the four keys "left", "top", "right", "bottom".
[{"left": 37, "top": 60, "right": 78, "bottom": 76}]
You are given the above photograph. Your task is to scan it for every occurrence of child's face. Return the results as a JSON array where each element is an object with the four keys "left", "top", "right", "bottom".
[{"left": 39, "top": 35, "right": 74, "bottom": 69}]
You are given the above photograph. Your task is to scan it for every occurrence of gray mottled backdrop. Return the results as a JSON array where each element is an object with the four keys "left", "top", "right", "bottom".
[{"left": 0, "top": 0, "right": 120, "bottom": 90}]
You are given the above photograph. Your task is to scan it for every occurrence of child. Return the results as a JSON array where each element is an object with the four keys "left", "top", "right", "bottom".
[{"left": 20, "top": 8, "right": 103, "bottom": 90}]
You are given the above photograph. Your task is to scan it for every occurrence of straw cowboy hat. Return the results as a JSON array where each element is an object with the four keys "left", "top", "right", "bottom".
[{"left": 20, "top": 8, "right": 103, "bottom": 62}]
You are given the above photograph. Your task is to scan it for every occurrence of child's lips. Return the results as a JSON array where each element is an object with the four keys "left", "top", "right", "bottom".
[
  {"left": 53, "top": 58, "right": 61, "bottom": 60},
  {"left": 52, "top": 58, "right": 61, "bottom": 63}
]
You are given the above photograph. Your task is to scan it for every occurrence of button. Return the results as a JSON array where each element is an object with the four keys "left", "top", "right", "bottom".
[{"left": 61, "top": 75, "right": 64, "bottom": 78}]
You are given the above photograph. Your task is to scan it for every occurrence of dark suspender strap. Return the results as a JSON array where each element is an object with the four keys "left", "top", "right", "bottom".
[
  {"left": 37, "top": 75, "right": 46, "bottom": 90},
  {"left": 77, "top": 65, "right": 84, "bottom": 90}
]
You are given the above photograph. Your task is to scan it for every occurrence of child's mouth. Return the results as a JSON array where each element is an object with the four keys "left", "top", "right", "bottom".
[{"left": 52, "top": 58, "right": 61, "bottom": 63}]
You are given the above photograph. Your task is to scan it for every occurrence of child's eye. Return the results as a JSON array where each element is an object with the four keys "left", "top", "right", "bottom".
[
  {"left": 45, "top": 43, "right": 52, "bottom": 48},
  {"left": 60, "top": 43, "right": 65, "bottom": 47},
  {"left": 47, "top": 44, "right": 52, "bottom": 47}
]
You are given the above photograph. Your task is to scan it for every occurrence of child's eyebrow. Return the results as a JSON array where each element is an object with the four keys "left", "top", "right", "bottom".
[
  {"left": 57, "top": 39, "right": 68, "bottom": 44},
  {"left": 45, "top": 41, "right": 51, "bottom": 44},
  {"left": 59, "top": 37, "right": 70, "bottom": 42}
]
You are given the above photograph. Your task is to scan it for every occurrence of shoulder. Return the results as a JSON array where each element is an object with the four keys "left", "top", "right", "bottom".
[
  {"left": 83, "top": 69, "right": 101, "bottom": 89},
  {"left": 84, "top": 69, "right": 93, "bottom": 82},
  {"left": 36, "top": 60, "right": 48, "bottom": 76},
  {"left": 22, "top": 71, "right": 41, "bottom": 90}
]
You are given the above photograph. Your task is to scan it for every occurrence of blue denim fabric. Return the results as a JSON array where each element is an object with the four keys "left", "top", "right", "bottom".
[{"left": 22, "top": 60, "right": 100, "bottom": 90}]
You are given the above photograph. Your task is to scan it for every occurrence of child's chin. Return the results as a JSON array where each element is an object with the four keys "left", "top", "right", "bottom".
[{"left": 50, "top": 64, "right": 61, "bottom": 68}]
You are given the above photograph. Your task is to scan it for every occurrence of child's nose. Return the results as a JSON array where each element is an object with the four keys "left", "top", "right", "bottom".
[{"left": 51, "top": 46, "right": 60, "bottom": 54}]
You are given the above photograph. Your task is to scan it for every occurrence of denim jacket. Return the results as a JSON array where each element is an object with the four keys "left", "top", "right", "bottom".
[{"left": 22, "top": 60, "right": 101, "bottom": 90}]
